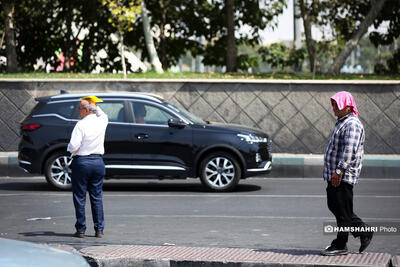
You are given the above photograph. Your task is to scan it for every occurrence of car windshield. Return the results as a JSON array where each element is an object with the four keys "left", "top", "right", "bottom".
[{"left": 163, "top": 101, "right": 205, "bottom": 124}]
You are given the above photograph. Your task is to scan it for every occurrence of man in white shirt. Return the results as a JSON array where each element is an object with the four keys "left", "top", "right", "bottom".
[{"left": 67, "top": 98, "right": 108, "bottom": 238}]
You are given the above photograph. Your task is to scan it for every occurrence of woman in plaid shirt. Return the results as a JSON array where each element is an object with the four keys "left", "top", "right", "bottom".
[{"left": 321, "top": 91, "right": 373, "bottom": 256}]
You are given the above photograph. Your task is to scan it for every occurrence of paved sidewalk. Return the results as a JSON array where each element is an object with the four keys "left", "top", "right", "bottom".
[
  {"left": 392, "top": 256, "right": 400, "bottom": 267},
  {"left": 46, "top": 243, "right": 395, "bottom": 267}
]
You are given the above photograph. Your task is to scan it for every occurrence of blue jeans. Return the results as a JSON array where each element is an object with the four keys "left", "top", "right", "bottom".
[{"left": 71, "top": 155, "right": 105, "bottom": 233}]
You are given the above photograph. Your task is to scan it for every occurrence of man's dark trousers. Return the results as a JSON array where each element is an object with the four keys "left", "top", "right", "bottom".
[
  {"left": 326, "top": 181, "right": 367, "bottom": 249},
  {"left": 71, "top": 155, "right": 105, "bottom": 233}
]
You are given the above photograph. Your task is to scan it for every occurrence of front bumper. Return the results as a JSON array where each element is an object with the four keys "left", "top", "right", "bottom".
[{"left": 245, "top": 160, "right": 272, "bottom": 177}]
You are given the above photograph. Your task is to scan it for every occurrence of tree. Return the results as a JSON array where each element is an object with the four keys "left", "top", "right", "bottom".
[
  {"left": 124, "top": 0, "right": 203, "bottom": 70},
  {"left": 201, "top": 0, "right": 286, "bottom": 71},
  {"left": 141, "top": 1, "right": 163, "bottom": 73},
  {"left": 226, "top": 0, "right": 237, "bottom": 72},
  {"left": 298, "top": 0, "right": 390, "bottom": 75},
  {"left": 102, "top": 0, "right": 142, "bottom": 79},
  {"left": 369, "top": 0, "right": 400, "bottom": 74},
  {"left": 298, "top": 0, "right": 320, "bottom": 73},
  {"left": 2, "top": 0, "right": 122, "bottom": 73},
  {"left": 328, "top": 0, "right": 388, "bottom": 75},
  {"left": 2, "top": 0, "right": 18, "bottom": 72}
]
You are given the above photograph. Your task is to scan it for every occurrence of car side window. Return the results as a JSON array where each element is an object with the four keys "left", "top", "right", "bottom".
[
  {"left": 132, "top": 102, "right": 174, "bottom": 125},
  {"left": 38, "top": 101, "right": 78, "bottom": 119},
  {"left": 97, "top": 102, "right": 126, "bottom": 123}
]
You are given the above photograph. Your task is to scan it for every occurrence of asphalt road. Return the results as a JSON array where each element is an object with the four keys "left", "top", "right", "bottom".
[{"left": 0, "top": 176, "right": 399, "bottom": 255}]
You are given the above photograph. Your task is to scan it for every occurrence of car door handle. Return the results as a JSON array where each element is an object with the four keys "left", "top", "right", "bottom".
[{"left": 135, "top": 134, "right": 149, "bottom": 140}]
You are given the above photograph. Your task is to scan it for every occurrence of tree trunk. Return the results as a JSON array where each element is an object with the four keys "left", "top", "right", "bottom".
[
  {"left": 226, "top": 0, "right": 237, "bottom": 72},
  {"left": 299, "top": 0, "right": 318, "bottom": 73},
  {"left": 120, "top": 34, "right": 127, "bottom": 79},
  {"left": 142, "top": 1, "right": 163, "bottom": 73},
  {"left": 329, "top": 0, "right": 387, "bottom": 75},
  {"left": 3, "top": 0, "right": 18, "bottom": 73},
  {"left": 158, "top": 0, "right": 170, "bottom": 70},
  {"left": 64, "top": 3, "right": 73, "bottom": 72}
]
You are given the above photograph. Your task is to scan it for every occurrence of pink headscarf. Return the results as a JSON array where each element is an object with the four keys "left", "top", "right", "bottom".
[{"left": 330, "top": 91, "right": 359, "bottom": 116}]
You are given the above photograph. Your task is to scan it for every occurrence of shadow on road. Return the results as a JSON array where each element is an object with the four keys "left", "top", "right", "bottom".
[
  {"left": 103, "top": 181, "right": 261, "bottom": 193},
  {"left": 19, "top": 231, "right": 76, "bottom": 238},
  {"left": 0, "top": 181, "right": 54, "bottom": 191},
  {"left": 0, "top": 179, "right": 262, "bottom": 193}
]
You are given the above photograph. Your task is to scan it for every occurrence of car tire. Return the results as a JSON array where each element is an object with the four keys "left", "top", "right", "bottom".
[
  {"left": 44, "top": 151, "right": 73, "bottom": 190},
  {"left": 199, "top": 152, "right": 241, "bottom": 192}
]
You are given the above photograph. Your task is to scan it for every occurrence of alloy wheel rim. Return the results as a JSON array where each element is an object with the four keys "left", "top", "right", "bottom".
[
  {"left": 204, "top": 157, "right": 235, "bottom": 188},
  {"left": 50, "top": 156, "right": 72, "bottom": 186}
]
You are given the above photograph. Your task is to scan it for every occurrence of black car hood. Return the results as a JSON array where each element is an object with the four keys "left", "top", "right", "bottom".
[{"left": 204, "top": 122, "right": 268, "bottom": 137}]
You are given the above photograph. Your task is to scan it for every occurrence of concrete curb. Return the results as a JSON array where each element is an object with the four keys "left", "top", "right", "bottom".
[
  {"left": 392, "top": 256, "right": 400, "bottom": 267},
  {"left": 271, "top": 153, "right": 400, "bottom": 178},
  {"left": 76, "top": 244, "right": 393, "bottom": 267},
  {"left": 1, "top": 152, "right": 399, "bottom": 178}
]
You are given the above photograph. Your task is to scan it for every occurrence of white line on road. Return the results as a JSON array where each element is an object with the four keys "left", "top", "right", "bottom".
[
  {"left": 0, "top": 193, "right": 399, "bottom": 198},
  {"left": 34, "top": 214, "right": 400, "bottom": 221}
]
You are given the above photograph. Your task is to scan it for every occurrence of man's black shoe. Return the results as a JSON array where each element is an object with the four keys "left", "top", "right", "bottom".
[
  {"left": 74, "top": 232, "right": 85, "bottom": 238},
  {"left": 359, "top": 231, "right": 373, "bottom": 253},
  {"left": 95, "top": 231, "right": 104, "bottom": 238},
  {"left": 320, "top": 245, "right": 348, "bottom": 256}
]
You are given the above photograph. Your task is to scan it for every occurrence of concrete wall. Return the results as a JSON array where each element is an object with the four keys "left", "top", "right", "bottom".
[{"left": 0, "top": 79, "right": 399, "bottom": 154}]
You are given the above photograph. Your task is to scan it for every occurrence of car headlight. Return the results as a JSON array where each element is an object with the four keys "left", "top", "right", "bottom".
[{"left": 237, "top": 134, "right": 268, "bottom": 144}]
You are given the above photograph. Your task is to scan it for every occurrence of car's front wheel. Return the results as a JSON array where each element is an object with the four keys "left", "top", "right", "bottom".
[
  {"left": 199, "top": 152, "right": 241, "bottom": 192},
  {"left": 44, "top": 151, "right": 73, "bottom": 190}
]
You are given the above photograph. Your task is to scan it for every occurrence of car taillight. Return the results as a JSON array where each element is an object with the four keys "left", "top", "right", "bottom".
[{"left": 21, "top": 123, "right": 41, "bottom": 131}]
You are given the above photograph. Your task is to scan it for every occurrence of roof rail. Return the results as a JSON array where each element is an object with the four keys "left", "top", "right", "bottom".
[{"left": 50, "top": 92, "right": 164, "bottom": 102}]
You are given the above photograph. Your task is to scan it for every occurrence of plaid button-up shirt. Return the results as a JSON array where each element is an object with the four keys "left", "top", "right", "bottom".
[{"left": 323, "top": 114, "right": 365, "bottom": 185}]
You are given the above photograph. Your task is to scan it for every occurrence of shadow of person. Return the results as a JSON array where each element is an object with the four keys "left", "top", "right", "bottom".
[{"left": 19, "top": 231, "right": 75, "bottom": 238}]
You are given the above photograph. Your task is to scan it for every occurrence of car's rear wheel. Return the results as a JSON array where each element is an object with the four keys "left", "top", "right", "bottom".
[
  {"left": 199, "top": 152, "right": 241, "bottom": 192},
  {"left": 44, "top": 151, "right": 72, "bottom": 190}
]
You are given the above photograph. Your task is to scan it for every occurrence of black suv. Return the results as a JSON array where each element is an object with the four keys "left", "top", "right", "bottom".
[{"left": 18, "top": 91, "right": 272, "bottom": 192}]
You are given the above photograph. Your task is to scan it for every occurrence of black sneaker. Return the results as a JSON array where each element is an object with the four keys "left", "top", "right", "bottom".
[
  {"left": 359, "top": 231, "right": 373, "bottom": 253},
  {"left": 320, "top": 245, "right": 348, "bottom": 256}
]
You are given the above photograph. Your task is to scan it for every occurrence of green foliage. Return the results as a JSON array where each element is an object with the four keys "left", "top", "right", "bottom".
[
  {"left": 0, "top": 0, "right": 127, "bottom": 73},
  {"left": 288, "top": 47, "right": 306, "bottom": 67},
  {"left": 199, "top": 0, "right": 286, "bottom": 68},
  {"left": 1, "top": 71, "right": 398, "bottom": 80},
  {"left": 125, "top": 0, "right": 285, "bottom": 70},
  {"left": 259, "top": 43, "right": 287, "bottom": 70},
  {"left": 374, "top": 48, "right": 400, "bottom": 74},
  {"left": 237, "top": 54, "right": 260, "bottom": 71},
  {"left": 369, "top": 0, "right": 400, "bottom": 47},
  {"left": 314, "top": 41, "right": 342, "bottom": 72},
  {"left": 102, "top": 0, "right": 142, "bottom": 34},
  {"left": 300, "top": 0, "right": 399, "bottom": 74},
  {"left": 259, "top": 43, "right": 306, "bottom": 71},
  {"left": 124, "top": 0, "right": 206, "bottom": 69}
]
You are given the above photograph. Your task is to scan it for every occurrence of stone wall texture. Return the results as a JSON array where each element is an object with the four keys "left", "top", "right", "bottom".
[{"left": 0, "top": 80, "right": 399, "bottom": 154}]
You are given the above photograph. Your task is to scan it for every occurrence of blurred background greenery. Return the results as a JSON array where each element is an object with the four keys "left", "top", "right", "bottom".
[{"left": 0, "top": 0, "right": 399, "bottom": 78}]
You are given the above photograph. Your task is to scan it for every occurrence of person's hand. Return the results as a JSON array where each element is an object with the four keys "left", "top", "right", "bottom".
[{"left": 331, "top": 172, "right": 342, "bottom": 187}]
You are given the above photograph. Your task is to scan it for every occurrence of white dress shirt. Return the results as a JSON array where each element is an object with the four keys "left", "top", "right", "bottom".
[{"left": 67, "top": 106, "right": 108, "bottom": 156}]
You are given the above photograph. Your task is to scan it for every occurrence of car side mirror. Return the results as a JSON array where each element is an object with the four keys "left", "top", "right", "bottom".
[{"left": 168, "top": 118, "right": 187, "bottom": 129}]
